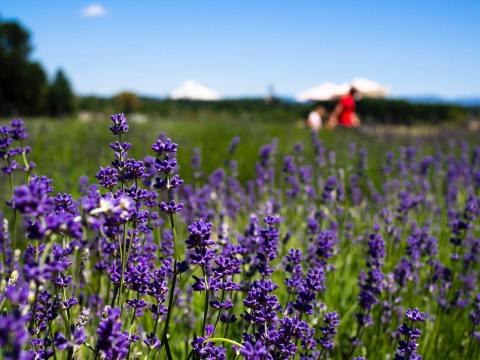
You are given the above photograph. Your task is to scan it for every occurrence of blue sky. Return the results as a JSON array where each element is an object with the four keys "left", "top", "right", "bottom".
[{"left": 2, "top": 0, "right": 480, "bottom": 98}]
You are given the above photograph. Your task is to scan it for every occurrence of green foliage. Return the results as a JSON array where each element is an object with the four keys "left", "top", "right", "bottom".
[
  {"left": 0, "top": 20, "right": 75, "bottom": 117},
  {"left": 5, "top": 117, "right": 476, "bottom": 195},
  {"left": 114, "top": 91, "right": 141, "bottom": 114},
  {"left": 355, "top": 98, "right": 475, "bottom": 124},
  {"left": 47, "top": 69, "right": 75, "bottom": 117},
  {"left": 0, "top": 20, "right": 49, "bottom": 116}
]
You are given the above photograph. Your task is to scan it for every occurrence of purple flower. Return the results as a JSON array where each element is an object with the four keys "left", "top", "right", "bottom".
[
  {"left": 161, "top": 229, "right": 174, "bottom": 256},
  {"left": 154, "top": 158, "right": 177, "bottom": 174},
  {"left": 151, "top": 138, "right": 178, "bottom": 155},
  {"left": 10, "top": 119, "right": 28, "bottom": 140},
  {"left": 367, "top": 227, "right": 386, "bottom": 269},
  {"left": 186, "top": 220, "right": 215, "bottom": 266},
  {"left": 122, "top": 158, "right": 146, "bottom": 181},
  {"left": 356, "top": 226, "right": 386, "bottom": 329},
  {"left": 0, "top": 309, "right": 30, "bottom": 360},
  {"left": 191, "top": 336, "right": 226, "bottom": 359},
  {"left": 96, "top": 307, "right": 131, "bottom": 360},
  {"left": 110, "top": 141, "right": 131, "bottom": 153},
  {"left": 310, "top": 230, "right": 337, "bottom": 264},
  {"left": 126, "top": 299, "right": 148, "bottom": 317},
  {"left": 227, "top": 136, "right": 240, "bottom": 155},
  {"left": 55, "top": 274, "right": 72, "bottom": 288},
  {"left": 0, "top": 213, "right": 13, "bottom": 270},
  {"left": 318, "top": 312, "right": 340, "bottom": 351},
  {"left": 284, "top": 248, "right": 303, "bottom": 292},
  {"left": 255, "top": 217, "right": 281, "bottom": 276},
  {"left": 191, "top": 325, "right": 226, "bottom": 360},
  {"left": 293, "top": 268, "right": 325, "bottom": 315},
  {"left": 322, "top": 176, "right": 338, "bottom": 202},
  {"left": 53, "top": 193, "right": 78, "bottom": 214},
  {"left": 12, "top": 176, "right": 53, "bottom": 216},
  {"left": 73, "top": 327, "right": 87, "bottom": 346},
  {"left": 395, "top": 308, "right": 426, "bottom": 360},
  {"left": 405, "top": 308, "right": 426, "bottom": 322},
  {"left": 0, "top": 126, "right": 13, "bottom": 151},
  {"left": 110, "top": 113, "right": 129, "bottom": 135},
  {"left": 159, "top": 200, "right": 184, "bottom": 214},
  {"left": 240, "top": 340, "right": 268, "bottom": 359},
  {"left": 243, "top": 279, "right": 280, "bottom": 328},
  {"left": 470, "top": 294, "right": 480, "bottom": 327},
  {"left": 53, "top": 331, "right": 69, "bottom": 350},
  {"left": 96, "top": 166, "right": 119, "bottom": 189},
  {"left": 268, "top": 316, "right": 309, "bottom": 358}
]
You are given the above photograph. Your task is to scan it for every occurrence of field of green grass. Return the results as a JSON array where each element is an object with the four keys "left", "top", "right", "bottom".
[{"left": 11, "top": 117, "right": 474, "bottom": 194}]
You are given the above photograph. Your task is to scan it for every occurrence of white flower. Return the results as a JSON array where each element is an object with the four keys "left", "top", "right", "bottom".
[{"left": 90, "top": 198, "right": 113, "bottom": 215}]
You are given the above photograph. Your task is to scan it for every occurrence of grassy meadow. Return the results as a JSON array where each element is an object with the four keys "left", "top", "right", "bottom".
[{"left": 12, "top": 117, "right": 474, "bottom": 194}]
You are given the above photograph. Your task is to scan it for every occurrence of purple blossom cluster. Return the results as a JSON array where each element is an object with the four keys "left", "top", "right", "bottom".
[
  {"left": 395, "top": 308, "right": 426, "bottom": 360},
  {"left": 0, "top": 118, "right": 34, "bottom": 175}
]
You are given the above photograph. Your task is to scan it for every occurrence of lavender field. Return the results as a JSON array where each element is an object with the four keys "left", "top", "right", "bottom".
[{"left": 0, "top": 116, "right": 479, "bottom": 360}]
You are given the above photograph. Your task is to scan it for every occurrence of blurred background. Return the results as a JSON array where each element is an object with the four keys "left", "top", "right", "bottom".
[
  {"left": 1, "top": 0, "right": 479, "bottom": 125},
  {"left": 2, "top": 0, "right": 480, "bottom": 190}
]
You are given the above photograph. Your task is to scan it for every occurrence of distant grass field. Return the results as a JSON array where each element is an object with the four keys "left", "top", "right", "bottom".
[{"left": 6, "top": 117, "right": 475, "bottom": 195}]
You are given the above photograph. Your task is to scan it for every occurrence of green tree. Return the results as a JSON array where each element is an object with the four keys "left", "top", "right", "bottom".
[
  {"left": 114, "top": 91, "right": 140, "bottom": 114},
  {"left": 47, "top": 69, "right": 75, "bottom": 116},
  {"left": 0, "top": 20, "right": 49, "bottom": 115}
]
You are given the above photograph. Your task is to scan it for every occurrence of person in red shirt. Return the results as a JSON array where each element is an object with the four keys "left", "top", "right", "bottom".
[{"left": 327, "top": 87, "right": 361, "bottom": 128}]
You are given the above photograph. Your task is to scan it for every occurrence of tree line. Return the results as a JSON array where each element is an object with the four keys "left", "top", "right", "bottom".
[
  {"left": 78, "top": 96, "right": 479, "bottom": 125},
  {"left": 0, "top": 19, "right": 74, "bottom": 117}
]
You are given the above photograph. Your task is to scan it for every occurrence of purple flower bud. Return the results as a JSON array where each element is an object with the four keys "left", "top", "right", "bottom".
[
  {"left": 12, "top": 176, "right": 53, "bottom": 216},
  {"left": 96, "top": 166, "right": 119, "bottom": 189},
  {"left": 110, "top": 113, "right": 129, "bottom": 135},
  {"left": 159, "top": 200, "right": 184, "bottom": 214},
  {"left": 151, "top": 138, "right": 178, "bottom": 155},
  {"left": 10, "top": 119, "right": 28, "bottom": 140},
  {"left": 405, "top": 308, "right": 426, "bottom": 322}
]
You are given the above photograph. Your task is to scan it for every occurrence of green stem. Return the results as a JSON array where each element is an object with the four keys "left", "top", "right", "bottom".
[
  {"left": 21, "top": 150, "right": 30, "bottom": 172},
  {"left": 128, "top": 293, "right": 141, "bottom": 332},
  {"left": 206, "top": 337, "right": 243, "bottom": 348},
  {"left": 126, "top": 293, "right": 141, "bottom": 360},
  {"left": 213, "top": 285, "right": 226, "bottom": 332},
  {"left": 8, "top": 168, "right": 17, "bottom": 257},
  {"left": 164, "top": 338, "right": 173, "bottom": 360},
  {"left": 201, "top": 268, "right": 210, "bottom": 336},
  {"left": 223, "top": 321, "right": 230, "bottom": 340},
  {"left": 160, "top": 260, "right": 178, "bottom": 346},
  {"left": 159, "top": 176, "right": 180, "bottom": 348},
  {"left": 151, "top": 299, "right": 161, "bottom": 336},
  {"left": 28, "top": 285, "right": 39, "bottom": 331},
  {"left": 110, "top": 286, "right": 119, "bottom": 307},
  {"left": 49, "top": 321, "right": 58, "bottom": 360},
  {"left": 118, "top": 222, "right": 128, "bottom": 307}
]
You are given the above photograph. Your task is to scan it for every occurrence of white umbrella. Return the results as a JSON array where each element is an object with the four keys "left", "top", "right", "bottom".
[
  {"left": 296, "top": 78, "right": 389, "bottom": 102},
  {"left": 295, "top": 82, "right": 349, "bottom": 102},
  {"left": 170, "top": 80, "right": 221, "bottom": 101},
  {"left": 350, "top": 78, "right": 388, "bottom": 97}
]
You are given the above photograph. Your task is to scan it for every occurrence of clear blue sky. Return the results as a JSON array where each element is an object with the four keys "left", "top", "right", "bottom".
[{"left": 2, "top": 0, "right": 480, "bottom": 98}]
